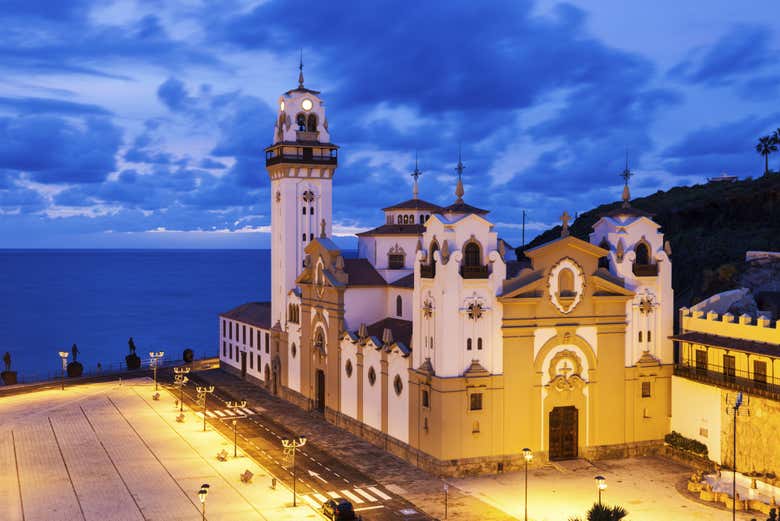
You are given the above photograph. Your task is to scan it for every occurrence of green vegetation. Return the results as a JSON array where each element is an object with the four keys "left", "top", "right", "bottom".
[
  {"left": 569, "top": 503, "right": 628, "bottom": 521},
  {"left": 756, "top": 129, "right": 780, "bottom": 176},
  {"left": 664, "top": 430, "right": 708, "bottom": 456},
  {"left": 522, "top": 174, "right": 780, "bottom": 308}
]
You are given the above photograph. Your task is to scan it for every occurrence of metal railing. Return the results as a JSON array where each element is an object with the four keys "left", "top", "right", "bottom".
[
  {"left": 265, "top": 149, "right": 337, "bottom": 166},
  {"left": 420, "top": 263, "right": 435, "bottom": 278},
  {"left": 460, "top": 264, "right": 489, "bottom": 279},
  {"left": 3, "top": 355, "right": 182, "bottom": 386},
  {"left": 675, "top": 362, "right": 780, "bottom": 400}
]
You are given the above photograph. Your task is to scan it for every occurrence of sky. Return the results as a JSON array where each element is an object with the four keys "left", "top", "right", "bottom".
[{"left": 1, "top": 0, "right": 779, "bottom": 249}]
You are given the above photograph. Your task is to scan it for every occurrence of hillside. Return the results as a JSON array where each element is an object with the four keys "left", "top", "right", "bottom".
[{"left": 521, "top": 175, "right": 780, "bottom": 308}]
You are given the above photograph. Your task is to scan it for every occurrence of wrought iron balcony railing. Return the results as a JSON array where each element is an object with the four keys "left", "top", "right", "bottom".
[
  {"left": 674, "top": 363, "right": 780, "bottom": 400},
  {"left": 460, "top": 264, "right": 489, "bottom": 279}
]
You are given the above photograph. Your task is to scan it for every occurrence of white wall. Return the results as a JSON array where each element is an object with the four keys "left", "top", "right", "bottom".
[
  {"left": 671, "top": 376, "right": 722, "bottom": 464},
  {"left": 362, "top": 345, "right": 382, "bottom": 431},
  {"left": 385, "top": 287, "right": 413, "bottom": 321},
  {"left": 340, "top": 339, "right": 358, "bottom": 419},
  {"left": 343, "top": 287, "right": 387, "bottom": 331},
  {"left": 387, "top": 353, "right": 409, "bottom": 443}
]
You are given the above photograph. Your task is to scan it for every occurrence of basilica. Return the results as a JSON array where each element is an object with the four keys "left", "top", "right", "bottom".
[{"left": 218, "top": 71, "right": 674, "bottom": 475}]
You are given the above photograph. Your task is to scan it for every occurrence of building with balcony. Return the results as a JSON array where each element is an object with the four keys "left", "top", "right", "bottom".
[
  {"left": 220, "top": 68, "right": 676, "bottom": 475},
  {"left": 671, "top": 285, "right": 780, "bottom": 474}
]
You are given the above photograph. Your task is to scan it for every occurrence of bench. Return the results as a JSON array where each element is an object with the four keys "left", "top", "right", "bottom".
[
  {"left": 176, "top": 413, "right": 185, "bottom": 423},
  {"left": 216, "top": 449, "right": 228, "bottom": 462},
  {"left": 240, "top": 470, "right": 253, "bottom": 484}
]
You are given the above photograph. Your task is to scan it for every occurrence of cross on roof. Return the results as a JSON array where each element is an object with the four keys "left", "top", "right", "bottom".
[{"left": 561, "top": 211, "right": 571, "bottom": 237}]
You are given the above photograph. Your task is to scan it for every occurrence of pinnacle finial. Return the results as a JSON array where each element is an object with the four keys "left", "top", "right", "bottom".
[
  {"left": 561, "top": 211, "right": 571, "bottom": 237},
  {"left": 620, "top": 152, "right": 633, "bottom": 208},
  {"left": 455, "top": 145, "right": 465, "bottom": 203},
  {"left": 411, "top": 151, "right": 422, "bottom": 200},
  {"left": 298, "top": 49, "right": 304, "bottom": 88}
]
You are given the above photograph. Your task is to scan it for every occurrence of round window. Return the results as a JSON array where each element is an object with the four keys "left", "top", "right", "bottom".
[
  {"left": 368, "top": 366, "right": 376, "bottom": 386},
  {"left": 393, "top": 375, "right": 403, "bottom": 396},
  {"left": 291, "top": 343, "right": 297, "bottom": 358},
  {"left": 345, "top": 359, "right": 353, "bottom": 377}
]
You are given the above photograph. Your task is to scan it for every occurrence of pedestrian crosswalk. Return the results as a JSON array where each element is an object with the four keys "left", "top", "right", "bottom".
[
  {"left": 299, "top": 485, "right": 393, "bottom": 509},
  {"left": 195, "top": 407, "right": 256, "bottom": 419}
]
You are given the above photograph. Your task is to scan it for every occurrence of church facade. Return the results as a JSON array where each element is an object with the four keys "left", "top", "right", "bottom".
[{"left": 219, "top": 72, "right": 675, "bottom": 475}]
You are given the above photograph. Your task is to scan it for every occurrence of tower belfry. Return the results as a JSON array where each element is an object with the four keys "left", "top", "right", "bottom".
[{"left": 266, "top": 67, "right": 339, "bottom": 326}]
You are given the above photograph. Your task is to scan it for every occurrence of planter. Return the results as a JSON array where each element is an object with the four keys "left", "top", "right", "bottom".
[
  {"left": 66, "top": 361, "right": 83, "bottom": 377},
  {"left": 1, "top": 371, "right": 17, "bottom": 385},
  {"left": 125, "top": 354, "right": 141, "bottom": 370},
  {"left": 183, "top": 348, "right": 194, "bottom": 363}
]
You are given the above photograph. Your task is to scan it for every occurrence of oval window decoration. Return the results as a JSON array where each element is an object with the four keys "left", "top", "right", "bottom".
[
  {"left": 368, "top": 366, "right": 377, "bottom": 386},
  {"left": 548, "top": 257, "right": 585, "bottom": 314},
  {"left": 291, "top": 343, "right": 297, "bottom": 358},
  {"left": 345, "top": 359, "right": 353, "bottom": 377},
  {"left": 394, "top": 375, "right": 403, "bottom": 396}
]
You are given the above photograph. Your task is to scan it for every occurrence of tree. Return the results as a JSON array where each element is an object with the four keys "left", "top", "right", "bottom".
[
  {"left": 756, "top": 135, "right": 777, "bottom": 176},
  {"left": 569, "top": 503, "right": 629, "bottom": 521}
]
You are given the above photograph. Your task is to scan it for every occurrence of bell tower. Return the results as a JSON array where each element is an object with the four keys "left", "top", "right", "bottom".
[{"left": 266, "top": 63, "right": 339, "bottom": 327}]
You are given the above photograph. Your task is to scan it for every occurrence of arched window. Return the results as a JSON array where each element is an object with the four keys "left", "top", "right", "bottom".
[
  {"left": 368, "top": 366, "right": 377, "bottom": 386},
  {"left": 558, "top": 268, "right": 575, "bottom": 297},
  {"left": 598, "top": 238, "right": 610, "bottom": 269},
  {"left": 296, "top": 113, "right": 306, "bottom": 131},
  {"left": 430, "top": 241, "right": 439, "bottom": 262},
  {"left": 314, "top": 328, "right": 325, "bottom": 354},
  {"left": 477, "top": 338, "right": 483, "bottom": 350},
  {"left": 291, "top": 343, "right": 297, "bottom": 358},
  {"left": 422, "top": 389, "right": 429, "bottom": 408},
  {"left": 635, "top": 243, "right": 650, "bottom": 265},
  {"left": 402, "top": 215, "right": 409, "bottom": 224},
  {"left": 306, "top": 114, "right": 317, "bottom": 132},
  {"left": 464, "top": 242, "right": 481, "bottom": 267},
  {"left": 345, "top": 359, "right": 353, "bottom": 377},
  {"left": 638, "top": 331, "right": 643, "bottom": 342},
  {"left": 309, "top": 206, "right": 314, "bottom": 214},
  {"left": 396, "top": 295, "right": 403, "bottom": 317},
  {"left": 467, "top": 338, "right": 473, "bottom": 351},
  {"left": 647, "top": 331, "right": 652, "bottom": 342},
  {"left": 409, "top": 214, "right": 415, "bottom": 224}
]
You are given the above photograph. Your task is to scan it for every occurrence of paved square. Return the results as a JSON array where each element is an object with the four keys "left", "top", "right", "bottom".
[
  {"left": 453, "top": 457, "right": 758, "bottom": 520},
  {"left": 0, "top": 379, "right": 320, "bottom": 521}
]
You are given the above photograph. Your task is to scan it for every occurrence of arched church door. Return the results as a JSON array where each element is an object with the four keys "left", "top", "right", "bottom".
[{"left": 549, "top": 406, "right": 578, "bottom": 460}]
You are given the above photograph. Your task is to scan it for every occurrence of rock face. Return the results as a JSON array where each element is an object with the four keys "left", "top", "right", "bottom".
[{"left": 721, "top": 392, "right": 780, "bottom": 477}]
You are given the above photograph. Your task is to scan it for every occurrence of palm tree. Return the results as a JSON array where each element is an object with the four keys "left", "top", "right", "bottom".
[
  {"left": 756, "top": 135, "right": 777, "bottom": 176},
  {"left": 569, "top": 503, "right": 629, "bottom": 521}
]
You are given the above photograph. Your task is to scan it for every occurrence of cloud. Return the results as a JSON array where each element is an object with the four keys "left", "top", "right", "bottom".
[
  {"left": 0, "top": 96, "right": 112, "bottom": 116},
  {"left": 669, "top": 25, "right": 776, "bottom": 86},
  {"left": 0, "top": 114, "right": 122, "bottom": 183}
]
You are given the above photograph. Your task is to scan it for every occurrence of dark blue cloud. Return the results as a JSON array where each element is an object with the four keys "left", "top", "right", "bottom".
[
  {"left": 669, "top": 25, "right": 776, "bottom": 86},
  {"left": 0, "top": 96, "right": 111, "bottom": 116},
  {"left": 199, "top": 157, "right": 226, "bottom": 169},
  {"left": 0, "top": 114, "right": 121, "bottom": 183}
]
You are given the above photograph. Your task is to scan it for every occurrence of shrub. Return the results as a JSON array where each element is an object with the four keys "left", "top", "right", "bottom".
[{"left": 665, "top": 430, "right": 708, "bottom": 457}]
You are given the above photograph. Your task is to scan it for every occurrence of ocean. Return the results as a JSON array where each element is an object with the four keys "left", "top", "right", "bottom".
[{"left": 0, "top": 250, "right": 270, "bottom": 380}]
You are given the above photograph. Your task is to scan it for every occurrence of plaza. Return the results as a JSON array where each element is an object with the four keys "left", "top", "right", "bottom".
[{"left": 0, "top": 378, "right": 318, "bottom": 521}]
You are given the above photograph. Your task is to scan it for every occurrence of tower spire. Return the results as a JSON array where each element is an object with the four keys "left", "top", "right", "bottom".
[
  {"left": 298, "top": 49, "right": 304, "bottom": 89},
  {"left": 455, "top": 145, "right": 465, "bottom": 203},
  {"left": 620, "top": 152, "right": 633, "bottom": 208},
  {"left": 411, "top": 150, "right": 422, "bottom": 200}
]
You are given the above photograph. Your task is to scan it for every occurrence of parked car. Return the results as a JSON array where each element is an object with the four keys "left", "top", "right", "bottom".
[{"left": 322, "top": 497, "right": 356, "bottom": 520}]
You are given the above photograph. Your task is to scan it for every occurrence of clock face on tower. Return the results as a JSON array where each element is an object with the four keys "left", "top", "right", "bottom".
[{"left": 301, "top": 99, "right": 313, "bottom": 111}]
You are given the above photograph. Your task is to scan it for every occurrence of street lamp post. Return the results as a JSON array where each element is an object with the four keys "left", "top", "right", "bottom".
[
  {"left": 225, "top": 400, "right": 247, "bottom": 458},
  {"left": 522, "top": 448, "right": 533, "bottom": 521},
  {"left": 149, "top": 351, "right": 164, "bottom": 391},
  {"left": 443, "top": 482, "right": 448, "bottom": 519},
  {"left": 595, "top": 475, "right": 607, "bottom": 506},
  {"left": 281, "top": 435, "right": 307, "bottom": 507},
  {"left": 197, "top": 483, "right": 209, "bottom": 521},
  {"left": 726, "top": 391, "right": 748, "bottom": 521},
  {"left": 58, "top": 351, "right": 69, "bottom": 390},
  {"left": 173, "top": 366, "right": 190, "bottom": 412},
  {"left": 195, "top": 385, "right": 215, "bottom": 432}
]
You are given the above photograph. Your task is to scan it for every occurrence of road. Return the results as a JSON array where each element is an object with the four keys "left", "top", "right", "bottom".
[{"left": 161, "top": 369, "right": 433, "bottom": 521}]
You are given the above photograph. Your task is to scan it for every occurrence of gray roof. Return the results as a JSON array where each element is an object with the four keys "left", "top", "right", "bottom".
[
  {"left": 382, "top": 198, "right": 443, "bottom": 212},
  {"left": 220, "top": 302, "right": 272, "bottom": 329},
  {"left": 344, "top": 259, "right": 386, "bottom": 286}
]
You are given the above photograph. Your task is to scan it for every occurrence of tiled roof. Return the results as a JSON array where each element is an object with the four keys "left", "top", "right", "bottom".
[
  {"left": 382, "top": 198, "right": 443, "bottom": 212},
  {"left": 365, "top": 317, "right": 413, "bottom": 351},
  {"left": 600, "top": 205, "right": 654, "bottom": 219},
  {"left": 441, "top": 200, "right": 489, "bottom": 215},
  {"left": 343, "top": 259, "right": 386, "bottom": 286},
  {"left": 356, "top": 224, "right": 425, "bottom": 236},
  {"left": 671, "top": 331, "right": 780, "bottom": 357},
  {"left": 390, "top": 273, "right": 415, "bottom": 288},
  {"left": 220, "top": 302, "right": 272, "bottom": 329}
]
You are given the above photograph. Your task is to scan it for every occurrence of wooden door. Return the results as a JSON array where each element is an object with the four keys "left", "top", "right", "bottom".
[
  {"left": 315, "top": 369, "right": 325, "bottom": 413},
  {"left": 549, "top": 406, "right": 578, "bottom": 460}
]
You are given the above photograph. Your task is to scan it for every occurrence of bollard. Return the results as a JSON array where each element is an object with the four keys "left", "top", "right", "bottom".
[{"left": 271, "top": 477, "right": 276, "bottom": 490}]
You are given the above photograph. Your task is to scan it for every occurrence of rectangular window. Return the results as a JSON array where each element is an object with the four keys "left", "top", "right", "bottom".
[
  {"left": 222, "top": 341, "right": 226, "bottom": 357},
  {"left": 695, "top": 349, "right": 707, "bottom": 375},
  {"left": 647, "top": 330, "right": 652, "bottom": 342},
  {"left": 641, "top": 381, "right": 651, "bottom": 398},
  {"left": 309, "top": 206, "right": 314, "bottom": 215},
  {"left": 302, "top": 234, "right": 306, "bottom": 242},
  {"left": 222, "top": 319, "right": 226, "bottom": 337},
  {"left": 467, "top": 338, "right": 472, "bottom": 350},
  {"left": 249, "top": 328, "right": 254, "bottom": 348},
  {"left": 236, "top": 346, "right": 240, "bottom": 362},
  {"left": 477, "top": 338, "right": 483, "bottom": 350},
  {"left": 257, "top": 354, "right": 261, "bottom": 370},
  {"left": 309, "top": 233, "right": 314, "bottom": 240},
  {"left": 249, "top": 352, "right": 254, "bottom": 369},
  {"left": 265, "top": 333, "right": 270, "bottom": 354},
  {"left": 388, "top": 254, "right": 404, "bottom": 269},
  {"left": 242, "top": 325, "right": 246, "bottom": 344},
  {"left": 723, "top": 354, "right": 736, "bottom": 382},
  {"left": 754, "top": 360, "right": 768, "bottom": 389},
  {"left": 302, "top": 207, "right": 306, "bottom": 215},
  {"left": 422, "top": 390, "right": 429, "bottom": 408},
  {"left": 229, "top": 344, "right": 232, "bottom": 359},
  {"left": 257, "top": 330, "right": 261, "bottom": 350},
  {"left": 470, "top": 393, "right": 483, "bottom": 411}
]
